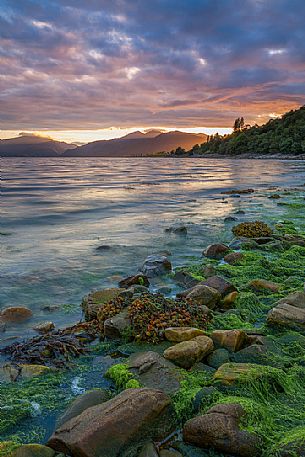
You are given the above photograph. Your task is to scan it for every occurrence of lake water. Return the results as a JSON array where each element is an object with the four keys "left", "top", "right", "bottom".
[{"left": 1, "top": 157, "right": 305, "bottom": 342}]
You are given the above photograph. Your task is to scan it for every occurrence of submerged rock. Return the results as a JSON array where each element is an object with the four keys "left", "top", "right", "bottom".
[
  {"left": 48, "top": 388, "right": 174, "bottom": 457},
  {"left": 140, "top": 255, "right": 172, "bottom": 277},
  {"left": 183, "top": 403, "right": 259, "bottom": 457},
  {"left": 165, "top": 223, "right": 187, "bottom": 234},
  {"left": 0, "top": 306, "right": 33, "bottom": 323},
  {"left": 163, "top": 335, "right": 214, "bottom": 369},
  {"left": 119, "top": 274, "right": 150, "bottom": 289}
]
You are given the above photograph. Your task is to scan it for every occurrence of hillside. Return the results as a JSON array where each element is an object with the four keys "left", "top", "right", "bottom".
[
  {"left": 0, "top": 134, "right": 77, "bottom": 157},
  {"left": 195, "top": 105, "right": 305, "bottom": 156},
  {"left": 65, "top": 130, "right": 207, "bottom": 157}
]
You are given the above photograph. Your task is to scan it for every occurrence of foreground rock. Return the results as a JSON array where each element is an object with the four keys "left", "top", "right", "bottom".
[
  {"left": 249, "top": 279, "right": 281, "bottom": 293},
  {"left": 163, "top": 335, "right": 214, "bottom": 369},
  {"left": 33, "top": 321, "right": 55, "bottom": 334},
  {"left": 202, "top": 276, "right": 237, "bottom": 297},
  {"left": 211, "top": 330, "right": 246, "bottom": 352},
  {"left": 48, "top": 388, "right": 174, "bottom": 457},
  {"left": 128, "top": 351, "right": 182, "bottom": 394},
  {"left": 183, "top": 403, "right": 259, "bottom": 456},
  {"left": 267, "top": 291, "right": 305, "bottom": 331},
  {"left": 103, "top": 309, "right": 131, "bottom": 339},
  {"left": 164, "top": 327, "right": 205, "bottom": 342},
  {"left": 213, "top": 362, "right": 282, "bottom": 386},
  {"left": 224, "top": 252, "right": 244, "bottom": 265},
  {"left": 203, "top": 244, "right": 230, "bottom": 260},
  {"left": 140, "top": 255, "right": 172, "bottom": 277},
  {"left": 57, "top": 389, "right": 110, "bottom": 427},
  {"left": 0, "top": 306, "right": 33, "bottom": 323}
]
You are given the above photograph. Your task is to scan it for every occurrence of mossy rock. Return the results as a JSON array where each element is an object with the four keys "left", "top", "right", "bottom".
[
  {"left": 12, "top": 444, "right": 56, "bottom": 457},
  {"left": 81, "top": 288, "right": 126, "bottom": 320},
  {"left": 276, "top": 426, "right": 305, "bottom": 456},
  {"left": 232, "top": 221, "right": 273, "bottom": 238},
  {"left": 213, "top": 362, "right": 284, "bottom": 387}
]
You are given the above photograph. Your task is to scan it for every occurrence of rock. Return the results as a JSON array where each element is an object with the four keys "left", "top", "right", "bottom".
[
  {"left": 224, "top": 252, "right": 244, "bottom": 265},
  {"left": 103, "top": 309, "right": 131, "bottom": 339},
  {"left": 213, "top": 362, "right": 282, "bottom": 385},
  {"left": 157, "top": 286, "right": 172, "bottom": 295},
  {"left": 203, "top": 264, "right": 216, "bottom": 278},
  {"left": 267, "top": 303, "right": 305, "bottom": 331},
  {"left": 182, "top": 285, "right": 221, "bottom": 309},
  {"left": 20, "top": 364, "right": 51, "bottom": 379},
  {"left": 165, "top": 223, "right": 187, "bottom": 235},
  {"left": 128, "top": 351, "right": 182, "bottom": 395},
  {"left": 249, "top": 279, "right": 281, "bottom": 293},
  {"left": 164, "top": 327, "right": 205, "bottom": 342},
  {"left": 138, "top": 442, "right": 159, "bottom": 457},
  {"left": 211, "top": 330, "right": 246, "bottom": 352},
  {"left": 223, "top": 291, "right": 239, "bottom": 308},
  {"left": 0, "top": 363, "right": 19, "bottom": 382},
  {"left": 235, "top": 210, "right": 246, "bottom": 214},
  {"left": 82, "top": 288, "right": 126, "bottom": 320},
  {"left": 203, "top": 244, "right": 230, "bottom": 260},
  {"left": 57, "top": 389, "right": 110, "bottom": 427},
  {"left": 183, "top": 403, "right": 259, "bottom": 457},
  {"left": 232, "top": 344, "right": 269, "bottom": 365},
  {"left": 171, "top": 442, "right": 210, "bottom": 457},
  {"left": 173, "top": 270, "right": 200, "bottom": 289},
  {"left": 96, "top": 244, "right": 113, "bottom": 251},
  {"left": 140, "top": 255, "right": 172, "bottom": 278},
  {"left": 33, "top": 321, "right": 55, "bottom": 334},
  {"left": 48, "top": 388, "right": 174, "bottom": 457},
  {"left": 12, "top": 444, "right": 55, "bottom": 457},
  {"left": 0, "top": 306, "right": 32, "bottom": 323},
  {"left": 160, "top": 451, "right": 183, "bottom": 457},
  {"left": 277, "top": 427, "right": 305, "bottom": 457},
  {"left": 163, "top": 336, "right": 214, "bottom": 369},
  {"left": 119, "top": 274, "right": 150, "bottom": 289},
  {"left": 224, "top": 216, "right": 238, "bottom": 223},
  {"left": 202, "top": 276, "right": 237, "bottom": 297},
  {"left": 207, "top": 348, "right": 230, "bottom": 369},
  {"left": 277, "top": 291, "right": 305, "bottom": 308}
]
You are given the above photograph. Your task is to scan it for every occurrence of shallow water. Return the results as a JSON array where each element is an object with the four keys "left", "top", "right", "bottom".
[{"left": 1, "top": 157, "right": 305, "bottom": 342}]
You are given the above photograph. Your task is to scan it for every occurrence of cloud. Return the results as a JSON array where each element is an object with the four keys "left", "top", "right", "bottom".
[{"left": 0, "top": 0, "right": 305, "bottom": 130}]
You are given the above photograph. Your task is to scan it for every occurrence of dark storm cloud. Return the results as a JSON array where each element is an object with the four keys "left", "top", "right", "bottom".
[{"left": 1, "top": 0, "right": 305, "bottom": 130}]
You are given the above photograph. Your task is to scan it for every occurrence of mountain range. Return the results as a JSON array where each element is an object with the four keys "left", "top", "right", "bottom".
[{"left": 0, "top": 130, "right": 207, "bottom": 157}]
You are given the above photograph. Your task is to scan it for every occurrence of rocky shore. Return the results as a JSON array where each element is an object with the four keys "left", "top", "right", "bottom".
[{"left": 1, "top": 207, "right": 305, "bottom": 456}]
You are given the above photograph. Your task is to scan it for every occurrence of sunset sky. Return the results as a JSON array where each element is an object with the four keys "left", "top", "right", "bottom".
[{"left": 1, "top": 0, "right": 305, "bottom": 143}]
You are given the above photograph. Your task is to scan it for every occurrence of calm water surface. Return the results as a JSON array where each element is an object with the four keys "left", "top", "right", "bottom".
[{"left": 1, "top": 157, "right": 305, "bottom": 341}]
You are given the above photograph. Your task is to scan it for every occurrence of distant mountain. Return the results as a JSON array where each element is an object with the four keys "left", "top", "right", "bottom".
[
  {"left": 65, "top": 130, "right": 207, "bottom": 157},
  {"left": 0, "top": 134, "right": 77, "bottom": 157}
]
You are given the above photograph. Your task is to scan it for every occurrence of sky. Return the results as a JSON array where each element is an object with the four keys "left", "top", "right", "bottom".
[{"left": 1, "top": 0, "right": 305, "bottom": 143}]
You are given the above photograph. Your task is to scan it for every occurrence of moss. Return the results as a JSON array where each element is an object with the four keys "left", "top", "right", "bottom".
[
  {"left": 105, "top": 363, "right": 140, "bottom": 390},
  {"left": 209, "top": 312, "right": 254, "bottom": 330},
  {"left": 0, "top": 441, "right": 21, "bottom": 457},
  {"left": 232, "top": 221, "right": 273, "bottom": 238},
  {"left": 172, "top": 371, "right": 211, "bottom": 423}
]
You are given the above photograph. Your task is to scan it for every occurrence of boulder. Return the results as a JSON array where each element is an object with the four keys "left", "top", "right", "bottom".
[
  {"left": 160, "top": 451, "right": 183, "bottom": 457},
  {"left": 33, "top": 321, "right": 55, "bottom": 334},
  {"left": 211, "top": 330, "right": 246, "bottom": 352},
  {"left": 173, "top": 270, "right": 200, "bottom": 289},
  {"left": 164, "top": 327, "right": 205, "bottom": 342},
  {"left": 48, "top": 388, "right": 174, "bottom": 457},
  {"left": 128, "top": 351, "right": 182, "bottom": 395},
  {"left": 0, "top": 306, "right": 32, "bottom": 323},
  {"left": 138, "top": 442, "right": 159, "bottom": 457},
  {"left": 20, "top": 364, "right": 51, "bottom": 379},
  {"left": 140, "top": 255, "right": 172, "bottom": 278},
  {"left": 277, "top": 291, "right": 305, "bottom": 309},
  {"left": 119, "top": 274, "right": 150, "bottom": 289},
  {"left": 183, "top": 403, "right": 259, "bottom": 457},
  {"left": 12, "top": 444, "right": 55, "bottom": 457},
  {"left": 267, "top": 303, "right": 305, "bottom": 331},
  {"left": 182, "top": 285, "right": 221, "bottom": 309},
  {"left": 58, "top": 389, "right": 110, "bottom": 427},
  {"left": 223, "top": 291, "right": 239, "bottom": 308},
  {"left": 207, "top": 349, "right": 230, "bottom": 369},
  {"left": 202, "top": 276, "right": 237, "bottom": 297},
  {"left": 103, "top": 309, "right": 131, "bottom": 339},
  {"left": 0, "top": 363, "right": 19, "bottom": 382},
  {"left": 203, "top": 244, "right": 230, "bottom": 260},
  {"left": 82, "top": 288, "right": 126, "bottom": 320},
  {"left": 249, "top": 279, "right": 281, "bottom": 293},
  {"left": 224, "top": 252, "right": 244, "bottom": 265},
  {"left": 213, "top": 362, "right": 282, "bottom": 385},
  {"left": 203, "top": 264, "right": 216, "bottom": 278},
  {"left": 163, "top": 336, "right": 214, "bottom": 369}
]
